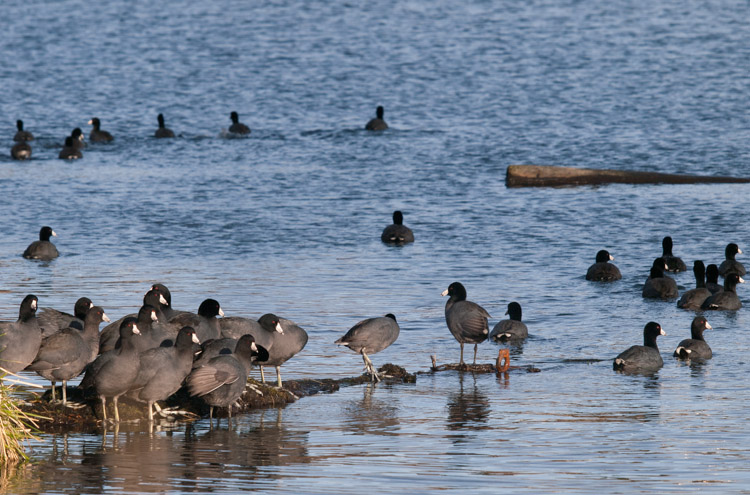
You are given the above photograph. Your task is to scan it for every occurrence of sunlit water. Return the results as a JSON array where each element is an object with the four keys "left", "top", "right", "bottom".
[{"left": 3, "top": 0, "right": 750, "bottom": 492}]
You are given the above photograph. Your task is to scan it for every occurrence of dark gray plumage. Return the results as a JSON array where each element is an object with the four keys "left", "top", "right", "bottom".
[
  {"left": 167, "top": 298, "right": 223, "bottom": 344},
  {"left": 99, "top": 289, "right": 169, "bottom": 353},
  {"left": 660, "top": 236, "right": 686, "bottom": 272},
  {"left": 701, "top": 273, "right": 744, "bottom": 310},
  {"left": 489, "top": 302, "right": 528, "bottom": 342},
  {"left": 335, "top": 314, "right": 400, "bottom": 382},
  {"left": 23, "top": 226, "right": 59, "bottom": 260},
  {"left": 193, "top": 335, "right": 269, "bottom": 370},
  {"left": 88, "top": 117, "right": 113, "bottom": 142},
  {"left": 642, "top": 258, "right": 678, "bottom": 299},
  {"left": 718, "top": 243, "right": 745, "bottom": 278},
  {"left": 0, "top": 295, "right": 41, "bottom": 373},
  {"left": 154, "top": 114, "right": 175, "bottom": 138},
  {"left": 365, "top": 106, "right": 388, "bottom": 131},
  {"left": 130, "top": 326, "right": 201, "bottom": 421},
  {"left": 59, "top": 137, "right": 82, "bottom": 159},
  {"left": 79, "top": 318, "right": 141, "bottom": 422},
  {"left": 27, "top": 307, "right": 109, "bottom": 404},
  {"left": 442, "top": 282, "right": 490, "bottom": 366},
  {"left": 381, "top": 210, "right": 414, "bottom": 244},
  {"left": 677, "top": 261, "right": 711, "bottom": 310},
  {"left": 187, "top": 334, "right": 259, "bottom": 420},
  {"left": 13, "top": 120, "right": 33, "bottom": 142},
  {"left": 70, "top": 128, "right": 85, "bottom": 150},
  {"left": 585, "top": 249, "right": 622, "bottom": 281},
  {"left": 228, "top": 111, "right": 250, "bottom": 135},
  {"left": 706, "top": 264, "right": 723, "bottom": 294},
  {"left": 11, "top": 141, "right": 31, "bottom": 160},
  {"left": 613, "top": 322, "right": 665, "bottom": 374},
  {"left": 674, "top": 317, "right": 712, "bottom": 360},
  {"left": 38, "top": 297, "right": 93, "bottom": 338}
]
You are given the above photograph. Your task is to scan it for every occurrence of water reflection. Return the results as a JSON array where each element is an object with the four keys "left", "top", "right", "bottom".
[
  {"left": 446, "top": 373, "right": 490, "bottom": 432},
  {"left": 342, "top": 384, "right": 400, "bottom": 436}
]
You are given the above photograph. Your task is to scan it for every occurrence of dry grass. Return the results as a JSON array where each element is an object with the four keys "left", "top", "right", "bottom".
[{"left": 0, "top": 369, "right": 43, "bottom": 465}]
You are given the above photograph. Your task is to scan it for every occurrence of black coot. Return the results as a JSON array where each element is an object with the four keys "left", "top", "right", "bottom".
[
  {"left": 381, "top": 211, "right": 414, "bottom": 244},
  {"left": 23, "top": 226, "right": 59, "bottom": 260},
  {"left": 38, "top": 297, "right": 93, "bottom": 338},
  {"left": 79, "top": 318, "right": 141, "bottom": 422},
  {"left": 673, "top": 316, "right": 712, "bottom": 360},
  {"left": 27, "top": 307, "right": 110, "bottom": 404},
  {"left": 154, "top": 114, "right": 175, "bottom": 138},
  {"left": 613, "top": 322, "right": 665, "bottom": 374},
  {"left": 130, "top": 326, "right": 201, "bottom": 421},
  {"left": 442, "top": 282, "right": 490, "bottom": 365},
  {"left": 642, "top": 258, "right": 678, "bottom": 299},
  {"left": 718, "top": 243, "right": 745, "bottom": 278},
  {"left": 677, "top": 261, "right": 711, "bottom": 310},
  {"left": 701, "top": 273, "right": 744, "bottom": 310},
  {"left": 660, "top": 236, "right": 687, "bottom": 272},
  {"left": 365, "top": 106, "right": 388, "bottom": 131},
  {"left": 489, "top": 302, "right": 528, "bottom": 342},
  {"left": 187, "top": 334, "right": 259, "bottom": 421},
  {"left": 88, "top": 117, "right": 113, "bottom": 142},
  {"left": 0, "top": 295, "right": 41, "bottom": 373},
  {"left": 585, "top": 249, "right": 622, "bottom": 281},
  {"left": 335, "top": 314, "right": 399, "bottom": 382}
]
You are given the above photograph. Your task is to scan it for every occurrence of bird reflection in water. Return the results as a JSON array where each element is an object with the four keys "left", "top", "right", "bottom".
[
  {"left": 446, "top": 373, "right": 490, "bottom": 431},
  {"left": 343, "top": 383, "right": 400, "bottom": 436}
]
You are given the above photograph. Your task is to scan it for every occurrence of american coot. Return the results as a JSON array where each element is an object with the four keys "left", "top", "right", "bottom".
[
  {"left": 38, "top": 297, "right": 94, "bottom": 338},
  {"left": 70, "top": 128, "right": 85, "bottom": 150},
  {"left": 88, "top": 117, "right": 113, "bottom": 142},
  {"left": 130, "top": 326, "right": 200, "bottom": 421},
  {"left": 613, "top": 322, "right": 665, "bottom": 374},
  {"left": 335, "top": 314, "right": 400, "bottom": 382},
  {"left": 228, "top": 111, "right": 250, "bottom": 135},
  {"left": 121, "top": 305, "right": 165, "bottom": 353},
  {"left": 365, "top": 106, "right": 388, "bottom": 131},
  {"left": 705, "top": 264, "right": 723, "bottom": 294},
  {"left": 718, "top": 243, "right": 745, "bottom": 278},
  {"left": 23, "top": 226, "right": 59, "bottom": 261},
  {"left": 585, "top": 249, "right": 622, "bottom": 281},
  {"left": 0, "top": 295, "right": 41, "bottom": 373},
  {"left": 149, "top": 283, "right": 188, "bottom": 320},
  {"left": 674, "top": 316, "right": 712, "bottom": 360},
  {"left": 642, "top": 258, "right": 678, "bottom": 299},
  {"left": 219, "top": 313, "right": 283, "bottom": 348},
  {"left": 99, "top": 289, "right": 169, "bottom": 353},
  {"left": 154, "top": 114, "right": 175, "bottom": 138},
  {"left": 11, "top": 141, "right": 31, "bottom": 160},
  {"left": 258, "top": 317, "right": 307, "bottom": 388},
  {"left": 187, "top": 334, "right": 259, "bottom": 421},
  {"left": 167, "top": 298, "right": 224, "bottom": 343},
  {"left": 27, "top": 307, "right": 110, "bottom": 405},
  {"left": 701, "top": 273, "right": 744, "bottom": 310},
  {"left": 677, "top": 261, "right": 712, "bottom": 310},
  {"left": 660, "top": 236, "right": 687, "bottom": 272},
  {"left": 193, "top": 334, "right": 269, "bottom": 370},
  {"left": 59, "top": 137, "right": 83, "bottom": 159},
  {"left": 489, "top": 302, "right": 528, "bottom": 342},
  {"left": 13, "top": 120, "right": 34, "bottom": 142},
  {"left": 79, "top": 318, "right": 141, "bottom": 423},
  {"left": 442, "top": 282, "right": 490, "bottom": 366},
  {"left": 381, "top": 211, "right": 414, "bottom": 244}
]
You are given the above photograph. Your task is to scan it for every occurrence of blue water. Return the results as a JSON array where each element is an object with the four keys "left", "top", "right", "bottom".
[{"left": 3, "top": 0, "right": 750, "bottom": 493}]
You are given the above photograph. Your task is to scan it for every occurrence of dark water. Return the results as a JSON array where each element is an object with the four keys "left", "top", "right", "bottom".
[{"left": 3, "top": 0, "right": 750, "bottom": 492}]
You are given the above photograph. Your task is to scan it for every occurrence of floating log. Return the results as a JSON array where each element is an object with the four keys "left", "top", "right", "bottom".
[
  {"left": 505, "top": 164, "right": 750, "bottom": 188},
  {"left": 426, "top": 349, "right": 539, "bottom": 374}
]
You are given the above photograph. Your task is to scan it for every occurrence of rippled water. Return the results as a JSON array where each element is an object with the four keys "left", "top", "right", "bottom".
[{"left": 3, "top": 0, "right": 750, "bottom": 492}]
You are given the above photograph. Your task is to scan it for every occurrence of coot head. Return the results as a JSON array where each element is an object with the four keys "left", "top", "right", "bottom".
[
  {"left": 595, "top": 250, "right": 613, "bottom": 263},
  {"left": 376, "top": 106, "right": 384, "bottom": 119}
]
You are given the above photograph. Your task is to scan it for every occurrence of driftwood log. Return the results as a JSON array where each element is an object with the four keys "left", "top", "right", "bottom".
[{"left": 505, "top": 164, "right": 750, "bottom": 188}]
